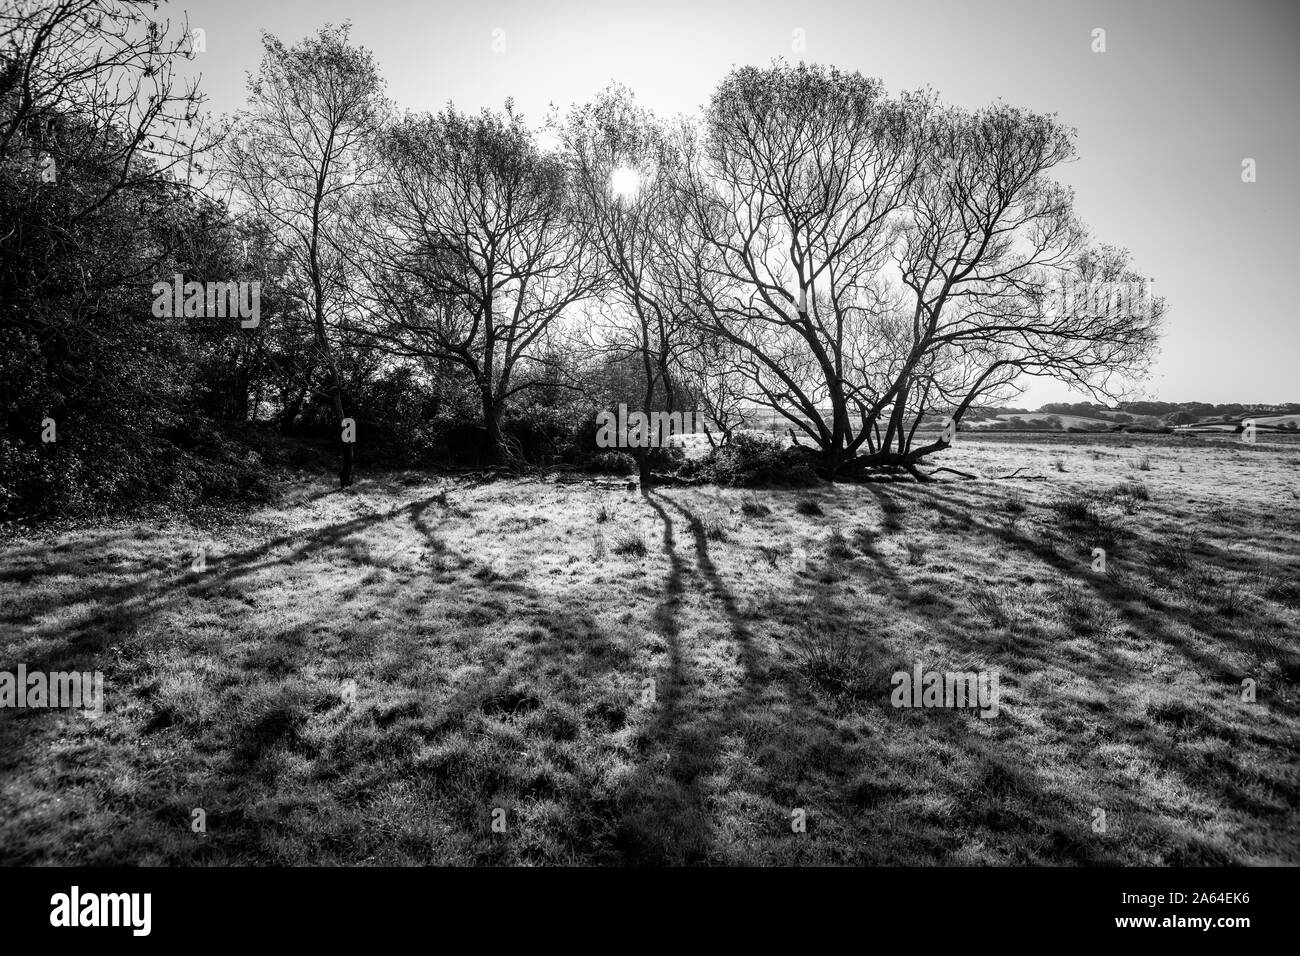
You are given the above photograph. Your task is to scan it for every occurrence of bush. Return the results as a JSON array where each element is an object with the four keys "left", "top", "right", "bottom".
[
  {"left": 0, "top": 415, "right": 274, "bottom": 523},
  {"left": 681, "top": 433, "right": 821, "bottom": 487},
  {"left": 640, "top": 443, "right": 687, "bottom": 473},
  {"left": 584, "top": 451, "right": 637, "bottom": 475}
]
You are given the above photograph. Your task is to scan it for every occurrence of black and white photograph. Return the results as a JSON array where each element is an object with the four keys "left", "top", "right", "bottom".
[{"left": 0, "top": 0, "right": 1295, "bottom": 937}]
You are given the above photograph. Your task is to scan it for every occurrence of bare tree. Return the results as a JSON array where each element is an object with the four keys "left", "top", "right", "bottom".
[
  {"left": 676, "top": 328, "right": 748, "bottom": 448},
  {"left": 873, "top": 105, "right": 1162, "bottom": 477},
  {"left": 674, "top": 63, "right": 1161, "bottom": 479},
  {"left": 564, "top": 87, "right": 692, "bottom": 476},
  {"left": 219, "top": 23, "right": 385, "bottom": 487},
  {"left": 359, "top": 105, "right": 602, "bottom": 464},
  {"left": 674, "top": 64, "right": 926, "bottom": 475},
  {"left": 0, "top": 0, "right": 210, "bottom": 215}
]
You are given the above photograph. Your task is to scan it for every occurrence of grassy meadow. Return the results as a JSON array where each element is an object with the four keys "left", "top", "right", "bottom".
[{"left": 2, "top": 432, "right": 1298, "bottom": 865}]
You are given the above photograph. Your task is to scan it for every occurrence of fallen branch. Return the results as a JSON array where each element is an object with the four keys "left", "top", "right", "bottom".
[
  {"left": 923, "top": 466, "right": 979, "bottom": 480},
  {"left": 993, "top": 467, "right": 1047, "bottom": 480}
]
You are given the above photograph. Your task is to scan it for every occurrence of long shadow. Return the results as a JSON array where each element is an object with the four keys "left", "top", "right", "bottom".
[
  {"left": 923, "top": 479, "right": 1277, "bottom": 675},
  {"left": 1, "top": 494, "right": 450, "bottom": 681},
  {"left": 922, "top": 484, "right": 1283, "bottom": 690},
  {"left": 0, "top": 489, "right": 459, "bottom": 781},
  {"left": 661, "top": 495, "right": 762, "bottom": 686},
  {"left": 614, "top": 489, "right": 696, "bottom": 862},
  {"left": 3, "top": 481, "right": 646, "bottom": 864},
  {"left": 864, "top": 480, "right": 1295, "bottom": 860},
  {"left": 6, "top": 482, "right": 648, "bottom": 864},
  {"left": 800, "top": 484, "right": 1104, "bottom": 860},
  {"left": 4, "top": 475, "right": 1289, "bottom": 864},
  {"left": 619, "top": 488, "right": 835, "bottom": 862}
]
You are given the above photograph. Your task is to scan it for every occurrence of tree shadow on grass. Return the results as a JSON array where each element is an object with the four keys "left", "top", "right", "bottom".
[
  {"left": 609, "top": 490, "right": 779, "bottom": 862},
  {"left": 3, "top": 475, "right": 1292, "bottom": 864},
  {"left": 852, "top": 480, "right": 1297, "bottom": 863},
  {"left": 0, "top": 492, "right": 462, "bottom": 798},
  {"left": 611, "top": 489, "right": 700, "bottom": 862},
  {"left": 748, "top": 488, "right": 1092, "bottom": 862},
  {"left": 4, "top": 481, "right": 663, "bottom": 864}
]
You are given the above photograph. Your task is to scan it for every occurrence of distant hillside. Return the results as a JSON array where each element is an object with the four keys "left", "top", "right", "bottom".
[
  {"left": 963, "top": 401, "right": 1300, "bottom": 432},
  {"left": 729, "top": 402, "right": 1300, "bottom": 434}
]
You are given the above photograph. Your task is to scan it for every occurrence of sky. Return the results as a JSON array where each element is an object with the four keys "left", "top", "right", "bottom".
[{"left": 170, "top": 0, "right": 1299, "bottom": 407}]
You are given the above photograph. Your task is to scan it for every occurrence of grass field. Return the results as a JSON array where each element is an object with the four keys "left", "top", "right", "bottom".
[{"left": 2, "top": 433, "right": 1298, "bottom": 865}]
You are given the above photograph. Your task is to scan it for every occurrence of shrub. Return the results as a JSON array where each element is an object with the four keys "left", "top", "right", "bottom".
[
  {"left": 683, "top": 433, "right": 820, "bottom": 487},
  {"left": 641, "top": 443, "right": 686, "bottom": 473},
  {"left": 585, "top": 451, "right": 637, "bottom": 475},
  {"left": 0, "top": 416, "right": 275, "bottom": 522}
]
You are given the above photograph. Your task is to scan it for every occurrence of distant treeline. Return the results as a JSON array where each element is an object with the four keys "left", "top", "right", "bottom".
[{"left": 972, "top": 402, "right": 1300, "bottom": 425}]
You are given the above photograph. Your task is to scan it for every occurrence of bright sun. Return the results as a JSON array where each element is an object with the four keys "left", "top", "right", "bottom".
[{"left": 610, "top": 166, "right": 640, "bottom": 200}]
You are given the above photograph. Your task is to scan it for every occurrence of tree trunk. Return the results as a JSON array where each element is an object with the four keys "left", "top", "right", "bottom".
[
  {"left": 280, "top": 380, "right": 309, "bottom": 434},
  {"left": 331, "top": 373, "right": 354, "bottom": 488},
  {"left": 481, "top": 386, "right": 505, "bottom": 463},
  {"left": 278, "top": 403, "right": 301, "bottom": 434}
]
